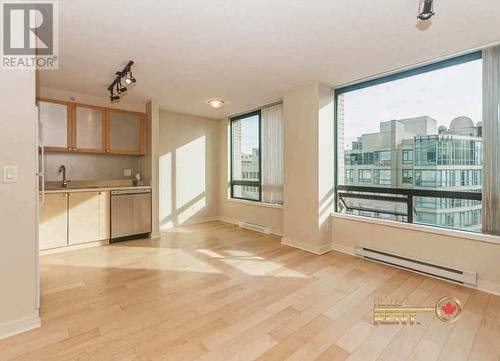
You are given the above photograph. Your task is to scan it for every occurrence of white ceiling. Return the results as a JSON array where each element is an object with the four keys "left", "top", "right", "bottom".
[{"left": 39, "top": 0, "right": 500, "bottom": 118}]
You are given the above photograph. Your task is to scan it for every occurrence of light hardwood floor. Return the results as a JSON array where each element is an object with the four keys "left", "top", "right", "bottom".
[{"left": 1, "top": 221, "right": 499, "bottom": 361}]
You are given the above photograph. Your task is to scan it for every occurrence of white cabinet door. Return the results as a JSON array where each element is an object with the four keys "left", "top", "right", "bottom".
[
  {"left": 108, "top": 110, "right": 145, "bottom": 155},
  {"left": 39, "top": 193, "right": 68, "bottom": 250},
  {"left": 68, "top": 191, "right": 110, "bottom": 245},
  {"left": 75, "top": 105, "right": 105, "bottom": 152},
  {"left": 38, "top": 100, "right": 70, "bottom": 151}
]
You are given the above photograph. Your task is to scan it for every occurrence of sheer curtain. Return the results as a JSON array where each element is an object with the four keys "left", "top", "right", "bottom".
[
  {"left": 482, "top": 45, "right": 500, "bottom": 236},
  {"left": 261, "top": 103, "right": 283, "bottom": 204}
]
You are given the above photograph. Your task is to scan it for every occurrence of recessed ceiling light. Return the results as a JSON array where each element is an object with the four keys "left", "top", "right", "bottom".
[{"left": 208, "top": 99, "right": 224, "bottom": 109}]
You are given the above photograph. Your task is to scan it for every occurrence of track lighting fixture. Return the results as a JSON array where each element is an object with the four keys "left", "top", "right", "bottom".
[
  {"left": 107, "top": 60, "right": 136, "bottom": 102},
  {"left": 418, "top": 0, "right": 435, "bottom": 21}
]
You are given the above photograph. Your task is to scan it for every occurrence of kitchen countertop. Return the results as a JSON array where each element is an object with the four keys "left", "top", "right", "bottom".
[{"left": 43, "top": 185, "right": 152, "bottom": 194}]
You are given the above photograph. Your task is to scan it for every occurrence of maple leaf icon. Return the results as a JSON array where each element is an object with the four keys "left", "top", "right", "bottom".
[{"left": 441, "top": 302, "right": 457, "bottom": 315}]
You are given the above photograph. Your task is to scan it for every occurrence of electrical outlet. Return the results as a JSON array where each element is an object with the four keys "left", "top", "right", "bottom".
[{"left": 123, "top": 169, "right": 132, "bottom": 176}]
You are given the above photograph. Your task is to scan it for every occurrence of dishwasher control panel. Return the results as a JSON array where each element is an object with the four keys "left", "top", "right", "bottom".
[{"left": 111, "top": 188, "right": 151, "bottom": 195}]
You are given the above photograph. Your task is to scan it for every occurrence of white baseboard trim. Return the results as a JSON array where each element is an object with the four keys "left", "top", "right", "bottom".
[
  {"left": 40, "top": 239, "right": 109, "bottom": 255},
  {"left": 160, "top": 217, "right": 220, "bottom": 232},
  {"left": 217, "top": 217, "right": 283, "bottom": 236},
  {"left": 0, "top": 313, "right": 40, "bottom": 341},
  {"left": 281, "top": 237, "right": 332, "bottom": 255},
  {"left": 330, "top": 242, "right": 356, "bottom": 256},
  {"left": 149, "top": 232, "right": 161, "bottom": 239},
  {"left": 217, "top": 216, "right": 238, "bottom": 225},
  {"left": 477, "top": 280, "right": 500, "bottom": 297},
  {"left": 330, "top": 242, "right": 500, "bottom": 297}
]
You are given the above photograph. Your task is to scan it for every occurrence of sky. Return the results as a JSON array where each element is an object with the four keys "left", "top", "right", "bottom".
[
  {"left": 342, "top": 59, "right": 482, "bottom": 148},
  {"left": 238, "top": 114, "right": 259, "bottom": 154}
]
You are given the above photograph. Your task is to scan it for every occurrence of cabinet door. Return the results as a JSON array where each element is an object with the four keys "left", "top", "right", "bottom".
[
  {"left": 39, "top": 193, "right": 68, "bottom": 250},
  {"left": 107, "top": 110, "right": 145, "bottom": 155},
  {"left": 38, "top": 99, "right": 71, "bottom": 151},
  {"left": 68, "top": 191, "right": 109, "bottom": 245},
  {"left": 74, "top": 105, "right": 106, "bottom": 153}
]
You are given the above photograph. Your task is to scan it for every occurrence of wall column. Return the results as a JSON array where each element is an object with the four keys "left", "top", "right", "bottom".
[
  {"left": 0, "top": 69, "right": 40, "bottom": 339},
  {"left": 144, "top": 100, "right": 160, "bottom": 238},
  {"left": 282, "top": 83, "right": 335, "bottom": 254}
]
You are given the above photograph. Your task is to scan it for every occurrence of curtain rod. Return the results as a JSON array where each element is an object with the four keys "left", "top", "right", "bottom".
[
  {"left": 229, "top": 100, "right": 283, "bottom": 119},
  {"left": 331, "top": 39, "right": 500, "bottom": 91}
]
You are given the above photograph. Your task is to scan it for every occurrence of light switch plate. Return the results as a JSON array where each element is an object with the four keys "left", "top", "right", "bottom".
[
  {"left": 3, "top": 165, "right": 18, "bottom": 183},
  {"left": 123, "top": 169, "right": 132, "bottom": 176}
]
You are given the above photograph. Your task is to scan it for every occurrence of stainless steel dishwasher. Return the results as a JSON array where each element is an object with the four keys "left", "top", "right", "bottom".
[{"left": 110, "top": 188, "right": 152, "bottom": 242}]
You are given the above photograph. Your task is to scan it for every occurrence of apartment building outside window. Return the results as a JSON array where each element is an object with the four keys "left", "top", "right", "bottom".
[{"left": 335, "top": 51, "right": 484, "bottom": 233}]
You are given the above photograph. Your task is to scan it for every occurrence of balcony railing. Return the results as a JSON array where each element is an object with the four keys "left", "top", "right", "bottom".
[{"left": 336, "top": 185, "right": 482, "bottom": 224}]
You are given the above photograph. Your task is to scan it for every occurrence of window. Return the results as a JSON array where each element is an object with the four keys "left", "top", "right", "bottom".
[
  {"left": 374, "top": 151, "right": 391, "bottom": 166},
  {"left": 230, "top": 104, "right": 284, "bottom": 204},
  {"left": 358, "top": 169, "right": 372, "bottom": 182},
  {"left": 402, "top": 169, "right": 413, "bottom": 184},
  {"left": 230, "top": 111, "right": 261, "bottom": 201},
  {"left": 374, "top": 170, "right": 391, "bottom": 185},
  {"left": 345, "top": 169, "right": 354, "bottom": 182},
  {"left": 335, "top": 51, "right": 483, "bottom": 233},
  {"left": 402, "top": 149, "right": 413, "bottom": 164}
]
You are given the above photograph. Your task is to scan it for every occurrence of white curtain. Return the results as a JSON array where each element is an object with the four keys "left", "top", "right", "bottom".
[
  {"left": 261, "top": 103, "right": 283, "bottom": 205},
  {"left": 482, "top": 46, "right": 500, "bottom": 236}
]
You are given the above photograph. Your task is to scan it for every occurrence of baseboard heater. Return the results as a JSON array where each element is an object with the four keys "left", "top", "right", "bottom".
[
  {"left": 355, "top": 245, "right": 477, "bottom": 286},
  {"left": 238, "top": 221, "right": 272, "bottom": 234}
]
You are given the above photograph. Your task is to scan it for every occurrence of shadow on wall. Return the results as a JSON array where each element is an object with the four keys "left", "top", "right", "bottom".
[{"left": 159, "top": 134, "right": 210, "bottom": 229}]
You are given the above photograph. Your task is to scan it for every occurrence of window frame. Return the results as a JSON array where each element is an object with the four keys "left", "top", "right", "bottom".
[
  {"left": 402, "top": 149, "right": 413, "bottom": 164},
  {"left": 229, "top": 110, "right": 262, "bottom": 202},
  {"left": 333, "top": 50, "right": 482, "bottom": 216}
]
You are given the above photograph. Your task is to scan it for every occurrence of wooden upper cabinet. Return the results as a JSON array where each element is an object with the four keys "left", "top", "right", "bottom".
[
  {"left": 38, "top": 99, "right": 71, "bottom": 151},
  {"left": 74, "top": 104, "right": 106, "bottom": 153},
  {"left": 36, "top": 97, "right": 146, "bottom": 156},
  {"left": 107, "top": 109, "right": 146, "bottom": 155}
]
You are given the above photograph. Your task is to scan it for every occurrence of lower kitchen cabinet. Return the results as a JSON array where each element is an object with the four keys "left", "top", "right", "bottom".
[
  {"left": 68, "top": 191, "right": 110, "bottom": 245},
  {"left": 39, "top": 193, "right": 69, "bottom": 250},
  {"left": 39, "top": 191, "right": 110, "bottom": 250}
]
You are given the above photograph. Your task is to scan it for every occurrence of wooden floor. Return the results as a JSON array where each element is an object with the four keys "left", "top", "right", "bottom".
[{"left": 1, "top": 221, "right": 499, "bottom": 361}]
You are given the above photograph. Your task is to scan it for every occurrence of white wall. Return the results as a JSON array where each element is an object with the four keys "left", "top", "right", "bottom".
[
  {"left": 38, "top": 86, "right": 145, "bottom": 112},
  {"left": 159, "top": 111, "right": 220, "bottom": 228},
  {"left": 0, "top": 70, "right": 40, "bottom": 338},
  {"left": 218, "top": 119, "right": 284, "bottom": 235},
  {"left": 331, "top": 216, "right": 500, "bottom": 295}
]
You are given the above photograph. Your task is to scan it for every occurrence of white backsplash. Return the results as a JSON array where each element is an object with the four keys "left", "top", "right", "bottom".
[{"left": 44, "top": 152, "right": 142, "bottom": 181}]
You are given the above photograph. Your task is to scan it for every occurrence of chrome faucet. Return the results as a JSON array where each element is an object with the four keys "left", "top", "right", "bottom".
[{"left": 58, "top": 165, "right": 70, "bottom": 188}]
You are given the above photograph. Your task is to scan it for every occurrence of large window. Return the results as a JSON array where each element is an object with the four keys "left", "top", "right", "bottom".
[
  {"left": 335, "top": 52, "right": 483, "bottom": 232},
  {"left": 231, "top": 111, "right": 261, "bottom": 201},
  {"left": 230, "top": 104, "right": 284, "bottom": 204}
]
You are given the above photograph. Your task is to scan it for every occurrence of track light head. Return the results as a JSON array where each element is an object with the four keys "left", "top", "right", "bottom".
[
  {"left": 110, "top": 94, "right": 120, "bottom": 102},
  {"left": 418, "top": 0, "right": 435, "bottom": 21},
  {"left": 124, "top": 71, "right": 136, "bottom": 85},
  {"left": 116, "top": 82, "right": 127, "bottom": 94}
]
